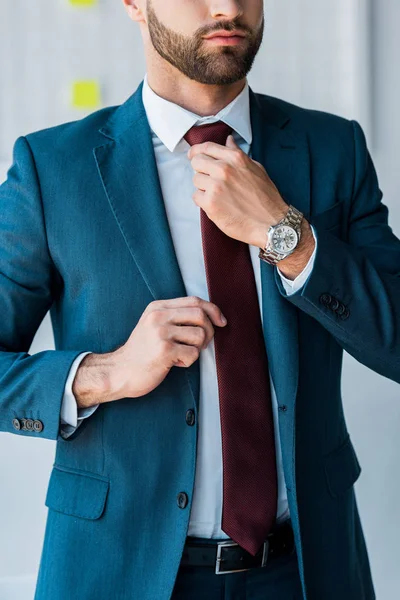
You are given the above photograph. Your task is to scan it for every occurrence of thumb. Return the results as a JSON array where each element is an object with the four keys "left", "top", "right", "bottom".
[{"left": 225, "top": 134, "right": 237, "bottom": 147}]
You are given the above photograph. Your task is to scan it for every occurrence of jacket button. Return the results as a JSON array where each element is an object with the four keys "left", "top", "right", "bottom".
[
  {"left": 185, "top": 409, "right": 195, "bottom": 426},
  {"left": 336, "top": 303, "right": 346, "bottom": 316},
  {"left": 340, "top": 308, "right": 350, "bottom": 320},
  {"left": 177, "top": 492, "right": 188, "bottom": 509},
  {"left": 26, "top": 419, "right": 34, "bottom": 431},
  {"left": 319, "top": 293, "right": 332, "bottom": 307},
  {"left": 12, "top": 418, "right": 21, "bottom": 430},
  {"left": 33, "top": 420, "right": 44, "bottom": 432},
  {"left": 330, "top": 298, "right": 340, "bottom": 311}
]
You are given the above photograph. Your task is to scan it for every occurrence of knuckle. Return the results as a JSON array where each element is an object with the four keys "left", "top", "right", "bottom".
[
  {"left": 234, "top": 150, "right": 245, "bottom": 165},
  {"left": 189, "top": 345, "right": 200, "bottom": 359},
  {"left": 148, "top": 309, "right": 161, "bottom": 325},
  {"left": 208, "top": 196, "right": 218, "bottom": 211},
  {"left": 146, "top": 300, "right": 158, "bottom": 312},
  {"left": 193, "top": 307, "right": 205, "bottom": 321},
  {"left": 197, "top": 328, "right": 206, "bottom": 343},
  {"left": 219, "top": 164, "right": 230, "bottom": 181},
  {"left": 213, "top": 178, "right": 223, "bottom": 190},
  {"left": 158, "top": 323, "right": 169, "bottom": 339},
  {"left": 210, "top": 181, "right": 221, "bottom": 197}
]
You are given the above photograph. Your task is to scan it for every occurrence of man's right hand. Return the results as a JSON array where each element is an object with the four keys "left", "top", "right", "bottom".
[{"left": 73, "top": 296, "right": 227, "bottom": 408}]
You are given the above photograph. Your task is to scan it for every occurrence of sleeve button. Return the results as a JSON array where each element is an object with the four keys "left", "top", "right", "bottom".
[
  {"left": 330, "top": 298, "right": 340, "bottom": 311},
  {"left": 319, "top": 293, "right": 332, "bottom": 307},
  {"left": 26, "top": 419, "right": 34, "bottom": 431},
  {"left": 335, "top": 303, "right": 346, "bottom": 315},
  {"left": 339, "top": 308, "right": 350, "bottom": 320},
  {"left": 12, "top": 418, "right": 21, "bottom": 430},
  {"left": 33, "top": 420, "right": 44, "bottom": 432}
]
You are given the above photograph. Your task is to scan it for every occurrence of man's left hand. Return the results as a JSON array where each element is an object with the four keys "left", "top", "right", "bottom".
[
  {"left": 187, "top": 134, "right": 288, "bottom": 248},
  {"left": 188, "top": 134, "right": 316, "bottom": 280}
]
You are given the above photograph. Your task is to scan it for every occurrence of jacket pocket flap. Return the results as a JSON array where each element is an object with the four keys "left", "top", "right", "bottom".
[
  {"left": 45, "top": 465, "right": 110, "bottom": 520},
  {"left": 324, "top": 434, "right": 362, "bottom": 498}
]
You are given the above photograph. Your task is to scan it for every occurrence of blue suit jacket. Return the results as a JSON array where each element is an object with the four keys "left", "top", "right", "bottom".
[{"left": 1, "top": 79, "right": 399, "bottom": 600}]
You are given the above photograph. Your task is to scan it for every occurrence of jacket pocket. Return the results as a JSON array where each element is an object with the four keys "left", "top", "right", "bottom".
[
  {"left": 310, "top": 198, "right": 345, "bottom": 231},
  {"left": 323, "top": 433, "right": 362, "bottom": 498},
  {"left": 45, "top": 464, "right": 110, "bottom": 519}
]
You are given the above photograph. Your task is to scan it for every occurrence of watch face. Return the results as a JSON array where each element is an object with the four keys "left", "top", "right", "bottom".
[{"left": 271, "top": 225, "right": 298, "bottom": 254}]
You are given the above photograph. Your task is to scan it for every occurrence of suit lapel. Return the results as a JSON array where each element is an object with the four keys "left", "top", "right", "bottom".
[
  {"left": 93, "top": 80, "right": 200, "bottom": 407},
  {"left": 92, "top": 80, "right": 311, "bottom": 419},
  {"left": 249, "top": 88, "right": 311, "bottom": 420},
  {"left": 93, "top": 82, "right": 188, "bottom": 304}
]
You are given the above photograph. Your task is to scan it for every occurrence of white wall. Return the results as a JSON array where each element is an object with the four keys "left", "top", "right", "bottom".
[{"left": 0, "top": 1, "right": 399, "bottom": 598}]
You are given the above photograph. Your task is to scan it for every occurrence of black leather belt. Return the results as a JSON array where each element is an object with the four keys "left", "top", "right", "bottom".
[{"left": 181, "top": 520, "right": 295, "bottom": 575}]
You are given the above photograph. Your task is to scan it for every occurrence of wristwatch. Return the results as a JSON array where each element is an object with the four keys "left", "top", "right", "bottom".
[{"left": 258, "top": 204, "right": 304, "bottom": 265}]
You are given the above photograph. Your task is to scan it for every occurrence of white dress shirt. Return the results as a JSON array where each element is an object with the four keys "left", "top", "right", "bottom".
[{"left": 60, "top": 74, "right": 317, "bottom": 538}]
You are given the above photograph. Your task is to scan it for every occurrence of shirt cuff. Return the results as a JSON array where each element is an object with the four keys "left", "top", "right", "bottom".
[{"left": 276, "top": 224, "right": 317, "bottom": 295}]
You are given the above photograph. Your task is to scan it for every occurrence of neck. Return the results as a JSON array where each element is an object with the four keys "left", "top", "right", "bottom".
[{"left": 145, "top": 57, "right": 246, "bottom": 117}]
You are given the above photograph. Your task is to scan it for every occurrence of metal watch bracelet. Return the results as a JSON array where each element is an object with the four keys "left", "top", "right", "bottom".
[{"left": 258, "top": 204, "right": 303, "bottom": 265}]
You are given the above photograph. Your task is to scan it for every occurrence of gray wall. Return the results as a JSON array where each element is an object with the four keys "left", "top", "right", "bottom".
[
  {"left": 0, "top": 1, "right": 399, "bottom": 598},
  {"left": 347, "top": 2, "right": 400, "bottom": 597}
]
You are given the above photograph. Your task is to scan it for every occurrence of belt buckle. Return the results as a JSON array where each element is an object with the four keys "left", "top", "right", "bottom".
[{"left": 215, "top": 540, "right": 269, "bottom": 575}]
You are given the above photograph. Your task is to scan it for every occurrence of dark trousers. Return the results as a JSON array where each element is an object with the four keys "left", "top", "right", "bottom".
[{"left": 171, "top": 536, "right": 304, "bottom": 600}]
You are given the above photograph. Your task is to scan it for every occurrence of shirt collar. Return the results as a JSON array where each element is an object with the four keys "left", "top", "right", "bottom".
[{"left": 142, "top": 72, "right": 252, "bottom": 152}]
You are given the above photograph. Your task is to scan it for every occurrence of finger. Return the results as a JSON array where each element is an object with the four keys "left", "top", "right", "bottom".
[
  {"left": 190, "top": 153, "right": 222, "bottom": 176},
  {"left": 192, "top": 188, "right": 206, "bottom": 209},
  {"left": 148, "top": 296, "right": 227, "bottom": 326},
  {"left": 171, "top": 308, "right": 215, "bottom": 343},
  {"left": 169, "top": 324, "right": 213, "bottom": 350},
  {"left": 193, "top": 171, "right": 211, "bottom": 191},
  {"left": 188, "top": 140, "right": 242, "bottom": 162},
  {"left": 170, "top": 343, "right": 201, "bottom": 368},
  {"left": 168, "top": 307, "right": 215, "bottom": 346}
]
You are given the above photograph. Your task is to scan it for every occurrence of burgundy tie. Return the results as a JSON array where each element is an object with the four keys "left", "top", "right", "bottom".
[{"left": 184, "top": 121, "right": 278, "bottom": 556}]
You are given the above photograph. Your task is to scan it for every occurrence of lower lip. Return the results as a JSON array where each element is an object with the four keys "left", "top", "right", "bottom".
[{"left": 204, "top": 36, "right": 245, "bottom": 46}]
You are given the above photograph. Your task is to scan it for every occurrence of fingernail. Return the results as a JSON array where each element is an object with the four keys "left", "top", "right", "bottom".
[{"left": 221, "top": 314, "right": 227, "bottom": 324}]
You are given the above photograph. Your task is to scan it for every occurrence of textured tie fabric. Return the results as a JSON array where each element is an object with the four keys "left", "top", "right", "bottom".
[{"left": 184, "top": 121, "right": 278, "bottom": 556}]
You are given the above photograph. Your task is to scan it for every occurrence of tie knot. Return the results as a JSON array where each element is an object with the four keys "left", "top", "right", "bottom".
[{"left": 184, "top": 121, "right": 233, "bottom": 147}]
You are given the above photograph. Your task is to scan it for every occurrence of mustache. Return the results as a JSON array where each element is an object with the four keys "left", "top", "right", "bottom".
[{"left": 199, "top": 22, "right": 252, "bottom": 38}]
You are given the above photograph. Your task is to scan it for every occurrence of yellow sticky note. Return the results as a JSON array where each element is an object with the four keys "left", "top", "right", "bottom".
[
  {"left": 69, "top": 0, "right": 97, "bottom": 6},
  {"left": 72, "top": 80, "right": 101, "bottom": 109}
]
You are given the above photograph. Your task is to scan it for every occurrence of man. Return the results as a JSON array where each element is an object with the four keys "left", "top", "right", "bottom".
[{"left": 0, "top": 0, "right": 399, "bottom": 597}]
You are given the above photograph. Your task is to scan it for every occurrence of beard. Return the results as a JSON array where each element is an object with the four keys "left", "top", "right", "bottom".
[{"left": 146, "top": 0, "right": 264, "bottom": 85}]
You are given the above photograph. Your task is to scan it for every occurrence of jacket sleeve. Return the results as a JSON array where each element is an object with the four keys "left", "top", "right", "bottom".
[
  {"left": 274, "top": 119, "right": 400, "bottom": 384},
  {"left": 0, "top": 136, "right": 87, "bottom": 440}
]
